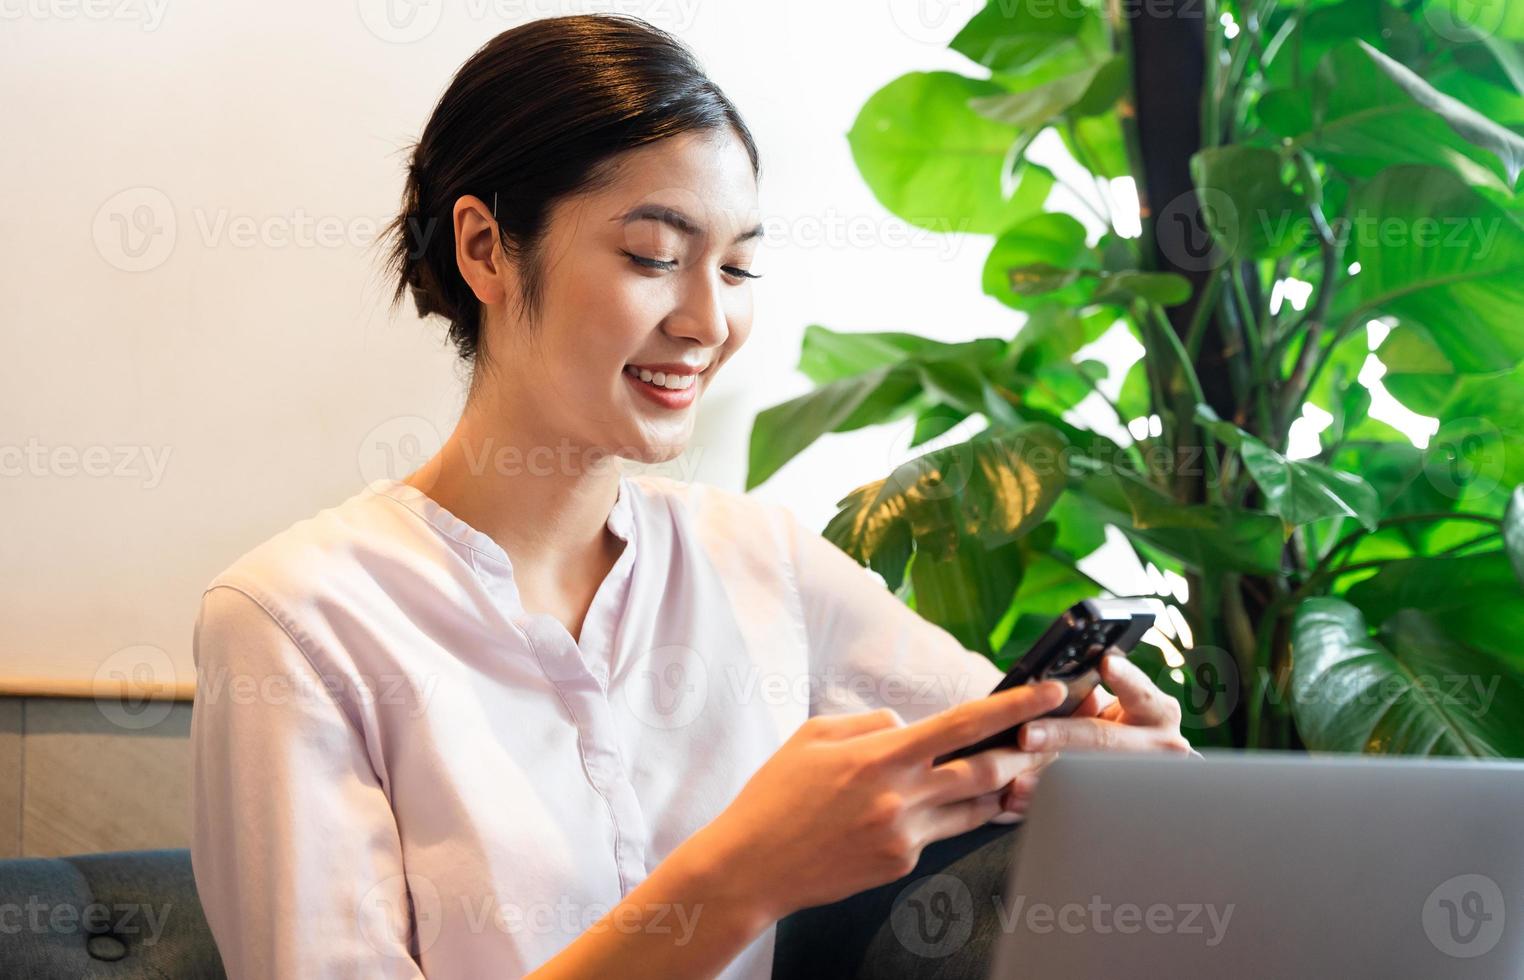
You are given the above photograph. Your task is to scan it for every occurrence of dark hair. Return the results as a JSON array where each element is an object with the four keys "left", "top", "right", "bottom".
[{"left": 381, "top": 13, "right": 760, "bottom": 372}]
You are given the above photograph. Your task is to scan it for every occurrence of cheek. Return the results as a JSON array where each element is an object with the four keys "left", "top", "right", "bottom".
[
  {"left": 725, "top": 304, "right": 754, "bottom": 353},
  {"left": 556, "top": 284, "right": 653, "bottom": 368}
]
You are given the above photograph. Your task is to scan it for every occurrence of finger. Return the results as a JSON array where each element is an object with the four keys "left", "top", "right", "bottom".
[
  {"left": 922, "top": 788, "right": 1006, "bottom": 842},
  {"left": 1019, "top": 714, "right": 1170, "bottom": 753},
  {"left": 918, "top": 747, "right": 1055, "bottom": 806},
  {"left": 813, "top": 706, "right": 905, "bottom": 739},
  {"left": 1097, "top": 653, "right": 1179, "bottom": 727},
  {"left": 1070, "top": 681, "right": 1117, "bottom": 719},
  {"left": 876, "top": 680, "right": 1067, "bottom": 763}
]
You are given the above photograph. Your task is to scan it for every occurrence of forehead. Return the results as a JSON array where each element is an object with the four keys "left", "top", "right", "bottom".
[{"left": 576, "top": 129, "right": 759, "bottom": 241}]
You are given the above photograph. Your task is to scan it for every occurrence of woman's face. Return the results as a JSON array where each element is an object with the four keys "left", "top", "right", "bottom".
[{"left": 477, "top": 128, "right": 761, "bottom": 469}]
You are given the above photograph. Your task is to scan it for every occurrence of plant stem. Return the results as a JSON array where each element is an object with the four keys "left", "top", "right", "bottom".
[
  {"left": 1201, "top": 0, "right": 1224, "bottom": 147},
  {"left": 1184, "top": 271, "right": 1224, "bottom": 363},
  {"left": 1222, "top": 574, "right": 1259, "bottom": 691},
  {"left": 1299, "top": 512, "right": 1506, "bottom": 597},
  {"left": 1230, "top": 264, "right": 1275, "bottom": 438},
  {"left": 1149, "top": 307, "right": 1209, "bottom": 412},
  {"left": 1278, "top": 193, "right": 1349, "bottom": 431},
  {"left": 1149, "top": 305, "right": 1224, "bottom": 494}
]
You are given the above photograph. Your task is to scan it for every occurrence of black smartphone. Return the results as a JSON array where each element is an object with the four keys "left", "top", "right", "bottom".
[{"left": 932, "top": 598, "right": 1156, "bottom": 765}]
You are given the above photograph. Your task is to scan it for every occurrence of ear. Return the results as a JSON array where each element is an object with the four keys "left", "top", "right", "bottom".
[{"left": 453, "top": 194, "right": 512, "bottom": 306}]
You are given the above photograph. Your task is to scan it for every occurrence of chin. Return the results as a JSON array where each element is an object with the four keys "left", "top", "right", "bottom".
[
  {"left": 603, "top": 418, "right": 692, "bottom": 466},
  {"left": 620, "top": 438, "right": 689, "bottom": 467}
]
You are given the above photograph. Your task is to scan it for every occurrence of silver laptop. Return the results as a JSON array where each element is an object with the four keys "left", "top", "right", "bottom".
[{"left": 989, "top": 751, "right": 1524, "bottom": 979}]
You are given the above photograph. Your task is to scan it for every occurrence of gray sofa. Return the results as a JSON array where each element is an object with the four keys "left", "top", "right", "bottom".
[{"left": 0, "top": 822, "right": 1020, "bottom": 978}]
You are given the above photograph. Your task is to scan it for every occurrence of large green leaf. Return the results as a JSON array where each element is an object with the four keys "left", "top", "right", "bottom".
[
  {"left": 1421, "top": 0, "right": 1524, "bottom": 43},
  {"left": 967, "top": 57, "right": 1128, "bottom": 130},
  {"left": 989, "top": 550, "right": 1098, "bottom": 668},
  {"left": 1374, "top": 322, "right": 1464, "bottom": 415},
  {"left": 1344, "top": 551, "right": 1524, "bottom": 668},
  {"left": 847, "top": 71, "right": 1056, "bottom": 234},
  {"left": 1290, "top": 598, "right": 1524, "bottom": 756},
  {"left": 1260, "top": 43, "right": 1518, "bottom": 190},
  {"left": 1330, "top": 440, "right": 1470, "bottom": 554},
  {"left": 1191, "top": 146, "right": 1308, "bottom": 258},
  {"left": 1386, "top": 364, "right": 1524, "bottom": 513},
  {"left": 914, "top": 359, "right": 1024, "bottom": 428},
  {"left": 796, "top": 326, "right": 1005, "bottom": 385},
  {"left": 981, "top": 213, "right": 1096, "bottom": 311},
  {"left": 746, "top": 365, "right": 922, "bottom": 490},
  {"left": 910, "top": 537, "right": 1025, "bottom": 655},
  {"left": 1262, "top": 0, "right": 1420, "bottom": 90},
  {"left": 949, "top": 0, "right": 1102, "bottom": 76},
  {"left": 1333, "top": 165, "right": 1524, "bottom": 374},
  {"left": 982, "top": 214, "right": 1189, "bottom": 310},
  {"left": 1063, "top": 111, "right": 1131, "bottom": 178},
  {"left": 824, "top": 424, "right": 1071, "bottom": 577},
  {"left": 1076, "top": 466, "right": 1287, "bottom": 574},
  {"left": 1359, "top": 41, "right": 1524, "bottom": 186},
  {"left": 1196, "top": 406, "right": 1381, "bottom": 530},
  {"left": 1433, "top": 68, "right": 1524, "bottom": 128}
]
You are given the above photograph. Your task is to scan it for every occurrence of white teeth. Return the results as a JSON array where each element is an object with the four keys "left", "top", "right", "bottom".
[{"left": 626, "top": 365, "right": 696, "bottom": 391}]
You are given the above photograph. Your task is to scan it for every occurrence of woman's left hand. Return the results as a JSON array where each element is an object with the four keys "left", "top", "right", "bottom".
[
  {"left": 1018, "top": 651, "right": 1193, "bottom": 756},
  {"left": 990, "top": 651, "right": 1193, "bottom": 821}
]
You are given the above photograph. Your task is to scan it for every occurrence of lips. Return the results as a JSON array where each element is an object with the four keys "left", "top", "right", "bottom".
[
  {"left": 626, "top": 361, "right": 710, "bottom": 376},
  {"left": 623, "top": 359, "right": 708, "bottom": 409}
]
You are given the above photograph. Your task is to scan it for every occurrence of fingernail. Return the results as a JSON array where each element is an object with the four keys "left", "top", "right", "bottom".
[{"left": 1024, "top": 726, "right": 1047, "bottom": 749}]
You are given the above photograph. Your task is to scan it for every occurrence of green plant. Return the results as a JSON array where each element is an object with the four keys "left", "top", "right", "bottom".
[{"left": 747, "top": 0, "right": 1524, "bottom": 756}]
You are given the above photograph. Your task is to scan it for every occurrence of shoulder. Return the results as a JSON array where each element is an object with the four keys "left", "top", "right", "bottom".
[
  {"left": 198, "top": 482, "right": 445, "bottom": 657},
  {"left": 626, "top": 472, "right": 793, "bottom": 536},
  {"left": 625, "top": 472, "right": 804, "bottom": 575}
]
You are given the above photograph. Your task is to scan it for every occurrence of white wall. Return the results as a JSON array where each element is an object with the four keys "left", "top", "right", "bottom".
[{"left": 2, "top": 0, "right": 1063, "bottom": 686}]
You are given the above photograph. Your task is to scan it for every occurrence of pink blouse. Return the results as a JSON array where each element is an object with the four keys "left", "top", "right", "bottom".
[{"left": 188, "top": 473, "right": 1005, "bottom": 978}]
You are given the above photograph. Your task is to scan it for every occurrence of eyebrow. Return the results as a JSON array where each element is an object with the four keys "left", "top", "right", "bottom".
[{"left": 616, "top": 204, "right": 764, "bottom": 245}]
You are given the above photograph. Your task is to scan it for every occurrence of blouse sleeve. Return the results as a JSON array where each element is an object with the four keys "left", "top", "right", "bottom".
[
  {"left": 781, "top": 507, "right": 1005, "bottom": 724},
  {"left": 188, "top": 585, "right": 427, "bottom": 979}
]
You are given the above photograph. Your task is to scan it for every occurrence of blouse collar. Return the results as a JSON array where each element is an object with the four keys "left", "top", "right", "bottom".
[{"left": 366, "top": 472, "right": 636, "bottom": 569}]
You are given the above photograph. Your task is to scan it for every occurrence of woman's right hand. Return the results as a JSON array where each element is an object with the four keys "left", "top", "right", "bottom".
[{"left": 687, "top": 680, "right": 1067, "bottom": 923}]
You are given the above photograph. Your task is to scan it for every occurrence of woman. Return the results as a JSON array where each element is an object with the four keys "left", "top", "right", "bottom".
[{"left": 188, "top": 13, "right": 1190, "bottom": 979}]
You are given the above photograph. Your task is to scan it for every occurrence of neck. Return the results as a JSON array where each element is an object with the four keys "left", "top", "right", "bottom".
[{"left": 404, "top": 390, "right": 623, "bottom": 570}]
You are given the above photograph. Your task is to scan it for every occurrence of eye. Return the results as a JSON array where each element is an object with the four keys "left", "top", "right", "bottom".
[
  {"left": 622, "top": 249, "right": 677, "bottom": 271},
  {"left": 623, "top": 249, "right": 762, "bottom": 284}
]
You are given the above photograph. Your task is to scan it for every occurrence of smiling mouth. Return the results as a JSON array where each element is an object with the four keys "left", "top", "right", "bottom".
[{"left": 624, "top": 364, "right": 702, "bottom": 391}]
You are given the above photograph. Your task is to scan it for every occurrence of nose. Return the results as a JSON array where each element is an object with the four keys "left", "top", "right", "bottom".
[{"left": 664, "top": 269, "right": 730, "bottom": 349}]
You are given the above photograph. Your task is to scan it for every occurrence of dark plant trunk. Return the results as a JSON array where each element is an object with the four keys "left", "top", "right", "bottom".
[{"left": 1127, "top": 3, "right": 1263, "bottom": 747}]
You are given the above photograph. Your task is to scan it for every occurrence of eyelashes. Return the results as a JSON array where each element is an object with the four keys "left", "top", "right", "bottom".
[{"left": 621, "top": 249, "right": 762, "bottom": 282}]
